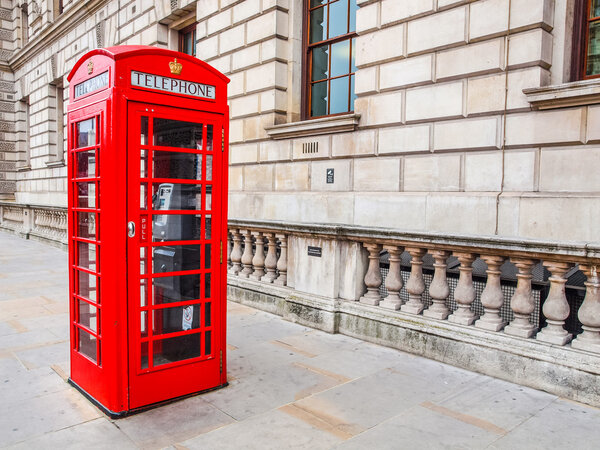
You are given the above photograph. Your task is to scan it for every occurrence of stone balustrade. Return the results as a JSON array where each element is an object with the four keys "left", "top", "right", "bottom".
[{"left": 0, "top": 202, "right": 67, "bottom": 247}]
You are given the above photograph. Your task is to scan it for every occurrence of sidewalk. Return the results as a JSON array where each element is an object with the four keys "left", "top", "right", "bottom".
[{"left": 1, "top": 230, "right": 599, "bottom": 449}]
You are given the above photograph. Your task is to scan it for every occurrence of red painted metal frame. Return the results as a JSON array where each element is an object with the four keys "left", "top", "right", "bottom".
[{"left": 66, "top": 46, "right": 229, "bottom": 416}]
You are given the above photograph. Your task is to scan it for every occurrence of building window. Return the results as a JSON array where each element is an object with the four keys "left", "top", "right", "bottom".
[
  {"left": 21, "top": 4, "right": 29, "bottom": 45},
  {"left": 584, "top": 0, "right": 600, "bottom": 78},
  {"left": 48, "top": 81, "right": 65, "bottom": 165},
  {"left": 305, "top": 0, "right": 358, "bottom": 118},
  {"left": 178, "top": 23, "right": 197, "bottom": 56},
  {"left": 17, "top": 97, "right": 30, "bottom": 169},
  {"left": 53, "top": 0, "right": 64, "bottom": 20}
]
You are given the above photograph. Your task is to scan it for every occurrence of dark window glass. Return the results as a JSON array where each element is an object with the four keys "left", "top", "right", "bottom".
[
  {"left": 179, "top": 23, "right": 197, "bottom": 57},
  {"left": 154, "top": 118, "right": 203, "bottom": 149},
  {"left": 153, "top": 333, "right": 201, "bottom": 366}
]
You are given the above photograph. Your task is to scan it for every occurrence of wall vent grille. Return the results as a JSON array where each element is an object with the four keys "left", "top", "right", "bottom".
[{"left": 302, "top": 142, "right": 319, "bottom": 154}]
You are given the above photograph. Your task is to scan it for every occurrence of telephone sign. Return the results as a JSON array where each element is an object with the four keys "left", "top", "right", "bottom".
[{"left": 66, "top": 46, "right": 229, "bottom": 417}]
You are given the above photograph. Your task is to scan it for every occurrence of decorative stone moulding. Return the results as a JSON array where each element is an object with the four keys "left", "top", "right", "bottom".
[
  {"left": 265, "top": 113, "right": 360, "bottom": 140},
  {"left": 524, "top": 79, "right": 600, "bottom": 110}
]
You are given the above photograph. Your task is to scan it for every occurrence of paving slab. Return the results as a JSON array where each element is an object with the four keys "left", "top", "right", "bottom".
[{"left": 2, "top": 230, "right": 600, "bottom": 449}]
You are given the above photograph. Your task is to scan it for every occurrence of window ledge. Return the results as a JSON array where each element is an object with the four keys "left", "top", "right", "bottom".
[
  {"left": 265, "top": 113, "right": 360, "bottom": 140},
  {"left": 523, "top": 79, "right": 600, "bottom": 110},
  {"left": 45, "top": 160, "right": 65, "bottom": 168},
  {"left": 16, "top": 165, "right": 31, "bottom": 172}
]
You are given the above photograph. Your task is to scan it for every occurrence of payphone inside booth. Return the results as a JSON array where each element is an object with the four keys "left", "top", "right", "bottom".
[{"left": 66, "top": 46, "right": 229, "bottom": 417}]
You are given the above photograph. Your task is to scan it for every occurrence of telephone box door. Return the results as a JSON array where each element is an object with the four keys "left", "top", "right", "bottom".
[{"left": 126, "top": 102, "right": 224, "bottom": 408}]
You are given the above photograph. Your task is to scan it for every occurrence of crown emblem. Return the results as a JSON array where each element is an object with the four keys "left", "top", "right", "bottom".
[
  {"left": 169, "top": 58, "right": 182, "bottom": 75},
  {"left": 87, "top": 60, "right": 94, "bottom": 75}
]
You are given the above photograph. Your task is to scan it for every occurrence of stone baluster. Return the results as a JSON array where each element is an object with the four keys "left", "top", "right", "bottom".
[
  {"left": 250, "top": 232, "right": 266, "bottom": 281},
  {"left": 401, "top": 248, "right": 427, "bottom": 314},
  {"left": 359, "top": 243, "right": 383, "bottom": 305},
  {"left": 504, "top": 258, "right": 537, "bottom": 338},
  {"left": 239, "top": 229, "right": 254, "bottom": 278},
  {"left": 424, "top": 250, "right": 451, "bottom": 320},
  {"left": 380, "top": 245, "right": 404, "bottom": 310},
  {"left": 537, "top": 261, "right": 573, "bottom": 345},
  {"left": 273, "top": 233, "right": 288, "bottom": 286},
  {"left": 572, "top": 264, "right": 600, "bottom": 352},
  {"left": 448, "top": 253, "right": 478, "bottom": 325},
  {"left": 262, "top": 232, "right": 278, "bottom": 283},
  {"left": 227, "top": 231, "right": 233, "bottom": 269},
  {"left": 229, "top": 229, "right": 243, "bottom": 275},
  {"left": 475, "top": 255, "right": 507, "bottom": 331}
]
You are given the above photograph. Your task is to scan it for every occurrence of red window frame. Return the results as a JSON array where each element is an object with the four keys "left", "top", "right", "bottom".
[
  {"left": 303, "top": 0, "right": 358, "bottom": 119},
  {"left": 572, "top": 0, "right": 600, "bottom": 80},
  {"left": 178, "top": 22, "right": 198, "bottom": 57}
]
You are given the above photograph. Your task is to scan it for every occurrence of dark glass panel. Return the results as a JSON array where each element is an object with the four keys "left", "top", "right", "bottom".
[
  {"left": 153, "top": 333, "right": 201, "bottom": 367},
  {"left": 140, "top": 116, "right": 148, "bottom": 145},
  {"left": 152, "top": 183, "right": 202, "bottom": 211},
  {"left": 153, "top": 118, "right": 203, "bottom": 149},
  {"left": 587, "top": 21, "right": 600, "bottom": 76},
  {"left": 205, "top": 244, "right": 211, "bottom": 269},
  {"left": 77, "top": 271, "right": 97, "bottom": 302},
  {"left": 207, "top": 124, "right": 214, "bottom": 151},
  {"left": 205, "top": 273, "right": 211, "bottom": 298},
  {"left": 152, "top": 273, "right": 200, "bottom": 304},
  {"left": 592, "top": 0, "right": 600, "bottom": 17},
  {"left": 153, "top": 151, "right": 202, "bottom": 180},
  {"left": 76, "top": 151, "right": 95, "bottom": 178},
  {"left": 311, "top": 81, "right": 328, "bottom": 117},
  {"left": 311, "top": 44, "right": 329, "bottom": 81},
  {"left": 78, "top": 329, "right": 97, "bottom": 362},
  {"left": 152, "top": 244, "right": 201, "bottom": 274},
  {"left": 78, "top": 300, "right": 98, "bottom": 332},
  {"left": 310, "top": 0, "right": 326, "bottom": 7},
  {"left": 310, "top": 5, "right": 328, "bottom": 43},
  {"left": 152, "top": 214, "right": 202, "bottom": 242},
  {"left": 205, "top": 302, "right": 212, "bottom": 327},
  {"left": 205, "top": 330, "right": 212, "bottom": 355},
  {"left": 77, "top": 241, "right": 97, "bottom": 272},
  {"left": 205, "top": 215, "right": 211, "bottom": 239},
  {"left": 76, "top": 212, "right": 97, "bottom": 240},
  {"left": 330, "top": 76, "right": 350, "bottom": 114},
  {"left": 152, "top": 303, "right": 201, "bottom": 336},
  {"left": 76, "top": 182, "right": 96, "bottom": 208}
]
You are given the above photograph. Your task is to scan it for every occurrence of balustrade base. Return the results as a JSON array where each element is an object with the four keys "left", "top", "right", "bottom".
[
  {"left": 474, "top": 318, "right": 506, "bottom": 332},
  {"left": 571, "top": 338, "right": 600, "bottom": 353},
  {"left": 536, "top": 330, "right": 573, "bottom": 346},
  {"left": 504, "top": 324, "right": 537, "bottom": 339},
  {"left": 423, "top": 309, "right": 450, "bottom": 320},
  {"left": 379, "top": 298, "right": 402, "bottom": 311},
  {"left": 359, "top": 295, "right": 381, "bottom": 307},
  {"left": 448, "top": 313, "right": 478, "bottom": 326},
  {"left": 400, "top": 303, "right": 424, "bottom": 315}
]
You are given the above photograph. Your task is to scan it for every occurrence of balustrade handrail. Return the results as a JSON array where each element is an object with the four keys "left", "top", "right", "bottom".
[{"left": 228, "top": 219, "right": 600, "bottom": 263}]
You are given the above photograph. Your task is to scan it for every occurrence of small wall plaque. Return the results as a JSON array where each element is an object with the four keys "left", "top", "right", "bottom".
[
  {"left": 307, "top": 246, "right": 322, "bottom": 257},
  {"left": 326, "top": 168, "right": 334, "bottom": 184}
]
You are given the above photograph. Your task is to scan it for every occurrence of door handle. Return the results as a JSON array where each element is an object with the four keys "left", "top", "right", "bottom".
[{"left": 127, "top": 221, "right": 136, "bottom": 238}]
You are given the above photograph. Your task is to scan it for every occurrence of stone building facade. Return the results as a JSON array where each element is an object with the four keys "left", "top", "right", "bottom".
[{"left": 2, "top": 0, "right": 600, "bottom": 406}]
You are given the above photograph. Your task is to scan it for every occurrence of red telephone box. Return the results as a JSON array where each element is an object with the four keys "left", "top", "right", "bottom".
[{"left": 66, "top": 46, "right": 229, "bottom": 417}]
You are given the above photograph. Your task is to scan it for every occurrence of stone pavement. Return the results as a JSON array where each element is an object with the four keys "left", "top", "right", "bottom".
[{"left": 1, "top": 231, "right": 600, "bottom": 449}]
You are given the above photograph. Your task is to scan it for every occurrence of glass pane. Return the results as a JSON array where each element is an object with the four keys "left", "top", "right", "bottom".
[
  {"left": 329, "top": 0, "right": 349, "bottom": 38},
  {"left": 78, "top": 328, "right": 97, "bottom": 362},
  {"left": 141, "top": 310, "right": 147, "bottom": 334},
  {"left": 205, "top": 244, "right": 211, "bottom": 269},
  {"left": 592, "top": 0, "right": 600, "bottom": 18},
  {"left": 77, "top": 242, "right": 97, "bottom": 271},
  {"left": 205, "top": 302, "right": 211, "bottom": 327},
  {"left": 152, "top": 273, "right": 200, "bottom": 304},
  {"left": 310, "top": 5, "right": 328, "bottom": 43},
  {"left": 76, "top": 182, "right": 96, "bottom": 208},
  {"left": 152, "top": 245, "right": 201, "bottom": 274},
  {"left": 141, "top": 116, "right": 148, "bottom": 145},
  {"left": 351, "top": 37, "right": 357, "bottom": 73},
  {"left": 205, "top": 330, "right": 212, "bottom": 355},
  {"left": 76, "top": 118, "right": 95, "bottom": 148},
  {"left": 311, "top": 81, "right": 328, "bottom": 117},
  {"left": 207, "top": 124, "right": 213, "bottom": 151},
  {"left": 77, "top": 271, "right": 97, "bottom": 302},
  {"left": 349, "top": 0, "right": 357, "bottom": 32},
  {"left": 152, "top": 304, "right": 201, "bottom": 335},
  {"left": 587, "top": 21, "right": 600, "bottom": 76},
  {"left": 184, "top": 31, "right": 194, "bottom": 56},
  {"left": 152, "top": 183, "right": 202, "bottom": 210},
  {"left": 76, "top": 151, "right": 95, "bottom": 178},
  {"left": 152, "top": 214, "right": 202, "bottom": 242},
  {"left": 141, "top": 341, "right": 149, "bottom": 369},
  {"left": 77, "top": 212, "right": 97, "bottom": 240},
  {"left": 206, "top": 155, "right": 213, "bottom": 181},
  {"left": 310, "top": 0, "right": 326, "bottom": 7},
  {"left": 154, "top": 118, "right": 203, "bottom": 149},
  {"left": 78, "top": 300, "right": 98, "bottom": 332},
  {"left": 330, "top": 76, "right": 350, "bottom": 114},
  {"left": 205, "top": 273, "right": 211, "bottom": 298},
  {"left": 141, "top": 280, "right": 148, "bottom": 307},
  {"left": 206, "top": 185, "right": 212, "bottom": 211},
  {"left": 140, "top": 183, "right": 148, "bottom": 209},
  {"left": 153, "top": 151, "right": 202, "bottom": 180},
  {"left": 153, "top": 333, "right": 201, "bottom": 367},
  {"left": 350, "top": 74, "right": 356, "bottom": 111},
  {"left": 140, "top": 247, "right": 147, "bottom": 274},
  {"left": 205, "top": 215, "right": 212, "bottom": 239},
  {"left": 140, "top": 149, "right": 148, "bottom": 177},
  {"left": 331, "top": 40, "right": 350, "bottom": 77},
  {"left": 311, "top": 44, "right": 329, "bottom": 81}
]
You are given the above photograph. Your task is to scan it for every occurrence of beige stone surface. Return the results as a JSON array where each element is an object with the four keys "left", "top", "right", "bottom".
[
  {"left": 338, "top": 240, "right": 368, "bottom": 301},
  {"left": 381, "top": 0, "right": 435, "bottom": 25},
  {"left": 510, "top": 0, "right": 554, "bottom": 31},
  {"left": 437, "top": 38, "right": 505, "bottom": 81},
  {"left": 311, "top": 160, "right": 352, "bottom": 192},
  {"left": 244, "top": 164, "right": 274, "bottom": 191},
  {"left": 407, "top": 7, "right": 466, "bottom": 55},
  {"left": 464, "top": 152, "right": 502, "bottom": 192},
  {"left": 406, "top": 82, "right": 464, "bottom": 122},
  {"left": 353, "top": 158, "right": 401, "bottom": 192},
  {"left": 508, "top": 29, "right": 553, "bottom": 69},
  {"left": 230, "top": 143, "right": 259, "bottom": 165},
  {"left": 356, "top": 24, "right": 405, "bottom": 66},
  {"left": 469, "top": 0, "right": 509, "bottom": 40},
  {"left": 505, "top": 109, "right": 585, "bottom": 147},
  {"left": 259, "top": 140, "right": 292, "bottom": 162},
  {"left": 274, "top": 162, "right": 310, "bottom": 191},
  {"left": 403, "top": 154, "right": 461, "bottom": 192},
  {"left": 293, "top": 237, "right": 340, "bottom": 298},
  {"left": 332, "top": 130, "right": 377, "bottom": 157},
  {"left": 230, "top": 94, "right": 261, "bottom": 118},
  {"left": 380, "top": 54, "right": 433, "bottom": 90},
  {"left": 359, "top": 92, "right": 403, "bottom": 126},
  {"left": 467, "top": 73, "right": 505, "bottom": 115},
  {"left": 232, "top": 44, "right": 261, "bottom": 71},
  {"left": 507, "top": 67, "right": 550, "bottom": 110},
  {"left": 539, "top": 147, "right": 600, "bottom": 192},
  {"left": 353, "top": 193, "right": 427, "bottom": 229},
  {"left": 355, "top": 66, "right": 378, "bottom": 95},
  {"left": 426, "top": 193, "right": 498, "bottom": 235},
  {"left": 356, "top": 1, "right": 379, "bottom": 33},
  {"left": 292, "top": 136, "right": 331, "bottom": 160},
  {"left": 504, "top": 150, "right": 537, "bottom": 191},
  {"left": 245, "top": 61, "right": 288, "bottom": 93},
  {"left": 229, "top": 166, "right": 243, "bottom": 191},
  {"left": 378, "top": 125, "right": 431, "bottom": 154},
  {"left": 433, "top": 116, "right": 500, "bottom": 151},
  {"left": 587, "top": 105, "right": 600, "bottom": 143}
]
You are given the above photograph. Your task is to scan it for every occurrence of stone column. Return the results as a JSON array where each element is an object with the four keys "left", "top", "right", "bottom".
[
  {"left": 250, "top": 232, "right": 266, "bottom": 281},
  {"left": 401, "top": 247, "right": 427, "bottom": 315},
  {"left": 380, "top": 245, "right": 404, "bottom": 310},
  {"left": 572, "top": 264, "right": 600, "bottom": 352},
  {"left": 273, "top": 233, "right": 288, "bottom": 286},
  {"left": 359, "top": 243, "right": 383, "bottom": 306},
  {"left": 448, "top": 252, "right": 478, "bottom": 326},
  {"left": 504, "top": 258, "right": 537, "bottom": 338},
  {"left": 475, "top": 255, "right": 507, "bottom": 331},
  {"left": 228, "top": 229, "right": 243, "bottom": 275},
  {"left": 537, "top": 261, "right": 572, "bottom": 345},
  {"left": 262, "top": 232, "right": 278, "bottom": 283},
  {"left": 239, "top": 229, "right": 254, "bottom": 278},
  {"left": 424, "top": 250, "right": 451, "bottom": 320},
  {"left": 227, "top": 231, "right": 233, "bottom": 269}
]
